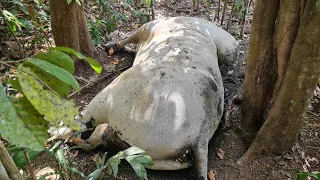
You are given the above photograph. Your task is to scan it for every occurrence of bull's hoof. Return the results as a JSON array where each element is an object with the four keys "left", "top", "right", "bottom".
[{"left": 104, "top": 42, "right": 122, "bottom": 54}]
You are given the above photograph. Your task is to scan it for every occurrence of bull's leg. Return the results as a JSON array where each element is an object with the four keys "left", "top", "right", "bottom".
[
  {"left": 194, "top": 139, "right": 209, "bottom": 180},
  {"left": 87, "top": 123, "right": 129, "bottom": 151},
  {"left": 104, "top": 28, "right": 142, "bottom": 53}
]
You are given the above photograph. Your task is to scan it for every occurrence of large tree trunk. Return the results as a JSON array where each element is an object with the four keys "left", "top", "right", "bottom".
[
  {"left": 240, "top": 0, "right": 320, "bottom": 163},
  {"left": 49, "top": 0, "right": 96, "bottom": 57},
  {"left": 240, "top": 0, "right": 279, "bottom": 143}
]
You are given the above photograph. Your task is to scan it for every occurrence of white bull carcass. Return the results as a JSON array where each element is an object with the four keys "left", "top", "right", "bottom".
[{"left": 82, "top": 16, "right": 238, "bottom": 180}]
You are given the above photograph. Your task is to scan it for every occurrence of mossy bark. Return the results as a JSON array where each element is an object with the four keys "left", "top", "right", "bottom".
[
  {"left": 240, "top": 0, "right": 280, "bottom": 143},
  {"left": 49, "top": 0, "right": 96, "bottom": 57},
  {"left": 240, "top": 0, "right": 320, "bottom": 163}
]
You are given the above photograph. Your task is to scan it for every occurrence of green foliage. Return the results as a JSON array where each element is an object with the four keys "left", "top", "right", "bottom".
[
  {"left": 87, "top": 0, "right": 155, "bottom": 45},
  {"left": 69, "top": 146, "right": 154, "bottom": 180},
  {"left": 7, "top": 145, "right": 42, "bottom": 167},
  {"left": 50, "top": 46, "right": 102, "bottom": 74},
  {"left": 0, "top": 47, "right": 102, "bottom": 151},
  {"left": 0, "top": 83, "right": 46, "bottom": 151},
  {"left": 297, "top": 171, "right": 320, "bottom": 180}
]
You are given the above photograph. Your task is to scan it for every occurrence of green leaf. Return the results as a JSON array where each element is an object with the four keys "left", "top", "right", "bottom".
[
  {"left": 125, "top": 155, "right": 154, "bottom": 166},
  {"left": 36, "top": 50, "right": 74, "bottom": 74},
  {"left": 126, "top": 157, "right": 148, "bottom": 180},
  {"left": 12, "top": 148, "right": 42, "bottom": 167},
  {"left": 18, "top": 5, "right": 29, "bottom": 15},
  {"left": 68, "top": 167, "right": 85, "bottom": 177},
  {"left": 67, "top": 0, "right": 72, "bottom": 4},
  {"left": 8, "top": 77, "right": 23, "bottom": 93},
  {"left": 17, "top": 66, "right": 80, "bottom": 130},
  {"left": 107, "top": 157, "right": 121, "bottom": 177},
  {"left": 85, "top": 166, "right": 105, "bottom": 180},
  {"left": 119, "top": 13, "right": 127, "bottom": 21},
  {"left": 123, "top": 147, "right": 146, "bottom": 156},
  {"left": 50, "top": 47, "right": 102, "bottom": 74},
  {"left": 83, "top": 57, "right": 102, "bottom": 74},
  {"left": 29, "top": 66, "right": 71, "bottom": 97},
  {"left": 25, "top": 58, "right": 79, "bottom": 91},
  {"left": 297, "top": 172, "right": 309, "bottom": 180},
  {"left": 10, "top": 96, "right": 49, "bottom": 148},
  {"left": 75, "top": 0, "right": 81, "bottom": 5},
  {"left": 56, "top": 149, "right": 67, "bottom": 169},
  {"left": 0, "top": 84, "right": 45, "bottom": 151}
]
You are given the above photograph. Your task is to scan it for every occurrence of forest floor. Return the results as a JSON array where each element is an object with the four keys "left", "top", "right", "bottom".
[{"left": 29, "top": 0, "right": 320, "bottom": 179}]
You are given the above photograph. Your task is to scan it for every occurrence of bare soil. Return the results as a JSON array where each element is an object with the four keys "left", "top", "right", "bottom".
[{"left": 29, "top": 0, "right": 320, "bottom": 179}]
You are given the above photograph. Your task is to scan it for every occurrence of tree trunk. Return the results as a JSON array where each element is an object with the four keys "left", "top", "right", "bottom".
[
  {"left": 240, "top": 0, "right": 320, "bottom": 163},
  {"left": 240, "top": 0, "right": 280, "bottom": 143},
  {"left": 0, "top": 140, "right": 23, "bottom": 180},
  {"left": 193, "top": 0, "right": 200, "bottom": 11},
  {"left": 49, "top": 0, "right": 96, "bottom": 57}
]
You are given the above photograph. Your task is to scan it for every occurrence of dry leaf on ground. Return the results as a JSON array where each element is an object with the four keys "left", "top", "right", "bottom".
[
  {"left": 217, "top": 148, "right": 225, "bottom": 159},
  {"left": 208, "top": 168, "right": 216, "bottom": 180},
  {"left": 109, "top": 47, "right": 114, "bottom": 56}
]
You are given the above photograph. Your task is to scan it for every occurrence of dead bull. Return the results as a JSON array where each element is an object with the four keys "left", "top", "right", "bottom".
[{"left": 82, "top": 16, "right": 238, "bottom": 180}]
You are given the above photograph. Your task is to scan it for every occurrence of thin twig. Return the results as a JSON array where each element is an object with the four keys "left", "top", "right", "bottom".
[
  {"left": 0, "top": 61, "right": 58, "bottom": 95},
  {"left": 226, "top": 0, "right": 235, "bottom": 31},
  {"left": 217, "top": 0, "right": 221, "bottom": 21},
  {"left": 151, "top": 0, "right": 155, "bottom": 20},
  {"left": 68, "top": 65, "right": 131, "bottom": 98},
  {"left": 240, "top": 0, "right": 251, "bottom": 38},
  {"left": 0, "top": 6, "right": 25, "bottom": 59},
  {"left": 220, "top": 0, "right": 228, "bottom": 26},
  {"left": 1, "top": 59, "right": 27, "bottom": 63},
  {"left": 22, "top": 148, "right": 37, "bottom": 180}
]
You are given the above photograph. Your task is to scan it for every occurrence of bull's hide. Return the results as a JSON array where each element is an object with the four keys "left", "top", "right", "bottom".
[{"left": 82, "top": 16, "right": 238, "bottom": 179}]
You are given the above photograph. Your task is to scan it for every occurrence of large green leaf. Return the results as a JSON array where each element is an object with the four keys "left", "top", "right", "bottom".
[
  {"left": 10, "top": 96, "right": 48, "bottom": 146},
  {"left": 0, "top": 83, "right": 45, "bottom": 151},
  {"left": 25, "top": 58, "right": 79, "bottom": 91},
  {"left": 50, "top": 46, "right": 102, "bottom": 74},
  {"left": 36, "top": 50, "right": 74, "bottom": 74},
  {"left": 28, "top": 65, "right": 71, "bottom": 97},
  {"left": 125, "top": 157, "right": 148, "bottom": 180},
  {"left": 11, "top": 148, "right": 42, "bottom": 167},
  {"left": 17, "top": 66, "right": 80, "bottom": 130}
]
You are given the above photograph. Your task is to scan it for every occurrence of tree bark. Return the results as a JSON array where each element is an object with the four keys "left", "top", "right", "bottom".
[
  {"left": 49, "top": 0, "right": 96, "bottom": 57},
  {"left": 0, "top": 140, "right": 23, "bottom": 180},
  {"left": 240, "top": 0, "right": 280, "bottom": 143},
  {"left": 271, "top": 0, "right": 300, "bottom": 101},
  {"left": 240, "top": 0, "right": 320, "bottom": 163}
]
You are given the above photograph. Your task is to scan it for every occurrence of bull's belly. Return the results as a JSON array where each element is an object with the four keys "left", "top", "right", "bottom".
[{"left": 113, "top": 122, "right": 199, "bottom": 160}]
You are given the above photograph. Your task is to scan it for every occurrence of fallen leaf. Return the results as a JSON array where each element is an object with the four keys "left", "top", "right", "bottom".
[
  {"left": 113, "top": 59, "right": 119, "bottom": 65},
  {"left": 310, "top": 124, "right": 320, "bottom": 128},
  {"left": 109, "top": 47, "right": 114, "bottom": 56},
  {"left": 73, "top": 150, "right": 79, "bottom": 158},
  {"left": 92, "top": 154, "right": 101, "bottom": 163},
  {"left": 216, "top": 148, "right": 225, "bottom": 159},
  {"left": 208, "top": 169, "right": 216, "bottom": 180}
]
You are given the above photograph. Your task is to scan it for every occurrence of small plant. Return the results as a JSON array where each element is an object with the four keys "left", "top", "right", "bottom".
[
  {"left": 39, "top": 141, "right": 153, "bottom": 180},
  {"left": 69, "top": 146, "right": 154, "bottom": 180},
  {"left": 297, "top": 171, "right": 320, "bottom": 180},
  {"left": 0, "top": 46, "right": 102, "bottom": 179}
]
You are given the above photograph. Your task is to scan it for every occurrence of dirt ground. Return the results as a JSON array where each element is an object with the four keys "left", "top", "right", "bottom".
[{"left": 29, "top": 0, "right": 320, "bottom": 179}]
